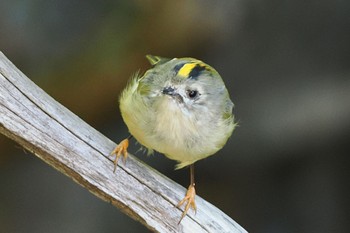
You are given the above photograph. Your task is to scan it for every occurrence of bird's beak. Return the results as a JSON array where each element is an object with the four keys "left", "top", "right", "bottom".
[
  {"left": 162, "top": 86, "right": 176, "bottom": 96},
  {"left": 162, "top": 86, "right": 184, "bottom": 103}
]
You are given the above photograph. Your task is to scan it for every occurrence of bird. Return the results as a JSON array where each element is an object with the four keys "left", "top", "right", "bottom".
[{"left": 111, "top": 55, "right": 236, "bottom": 223}]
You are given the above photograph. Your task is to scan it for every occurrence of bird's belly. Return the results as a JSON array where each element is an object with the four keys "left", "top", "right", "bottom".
[
  {"left": 143, "top": 102, "right": 216, "bottom": 167},
  {"left": 121, "top": 95, "right": 229, "bottom": 168}
]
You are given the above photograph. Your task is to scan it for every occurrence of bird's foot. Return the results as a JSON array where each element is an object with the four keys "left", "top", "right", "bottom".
[
  {"left": 177, "top": 184, "right": 196, "bottom": 224},
  {"left": 110, "top": 138, "right": 129, "bottom": 172}
]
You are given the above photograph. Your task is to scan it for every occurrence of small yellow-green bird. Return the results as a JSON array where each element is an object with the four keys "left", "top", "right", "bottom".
[{"left": 111, "top": 55, "right": 236, "bottom": 223}]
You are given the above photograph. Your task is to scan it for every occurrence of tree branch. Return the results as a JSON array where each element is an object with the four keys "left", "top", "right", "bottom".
[{"left": 0, "top": 51, "right": 247, "bottom": 233}]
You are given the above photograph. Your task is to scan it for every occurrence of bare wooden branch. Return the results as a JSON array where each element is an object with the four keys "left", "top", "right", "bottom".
[{"left": 0, "top": 51, "right": 247, "bottom": 233}]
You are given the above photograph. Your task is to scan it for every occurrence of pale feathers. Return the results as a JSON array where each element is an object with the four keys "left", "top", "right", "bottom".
[{"left": 119, "top": 57, "right": 235, "bottom": 169}]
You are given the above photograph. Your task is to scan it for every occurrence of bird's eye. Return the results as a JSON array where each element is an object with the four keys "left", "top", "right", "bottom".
[{"left": 187, "top": 90, "right": 199, "bottom": 99}]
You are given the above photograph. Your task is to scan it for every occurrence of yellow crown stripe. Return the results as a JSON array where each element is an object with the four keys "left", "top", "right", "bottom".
[{"left": 178, "top": 62, "right": 208, "bottom": 78}]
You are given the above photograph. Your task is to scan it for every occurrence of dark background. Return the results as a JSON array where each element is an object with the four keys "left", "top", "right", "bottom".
[{"left": 1, "top": 1, "right": 349, "bottom": 232}]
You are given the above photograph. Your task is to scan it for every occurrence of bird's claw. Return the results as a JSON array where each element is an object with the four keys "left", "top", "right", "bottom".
[
  {"left": 110, "top": 138, "right": 129, "bottom": 172},
  {"left": 177, "top": 184, "right": 196, "bottom": 224}
]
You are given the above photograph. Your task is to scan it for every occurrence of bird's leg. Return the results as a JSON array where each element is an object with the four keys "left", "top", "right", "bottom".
[
  {"left": 110, "top": 135, "right": 132, "bottom": 172},
  {"left": 177, "top": 164, "right": 197, "bottom": 224}
]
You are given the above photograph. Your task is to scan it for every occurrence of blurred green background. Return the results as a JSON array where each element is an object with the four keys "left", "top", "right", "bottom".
[{"left": 1, "top": 0, "right": 349, "bottom": 232}]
